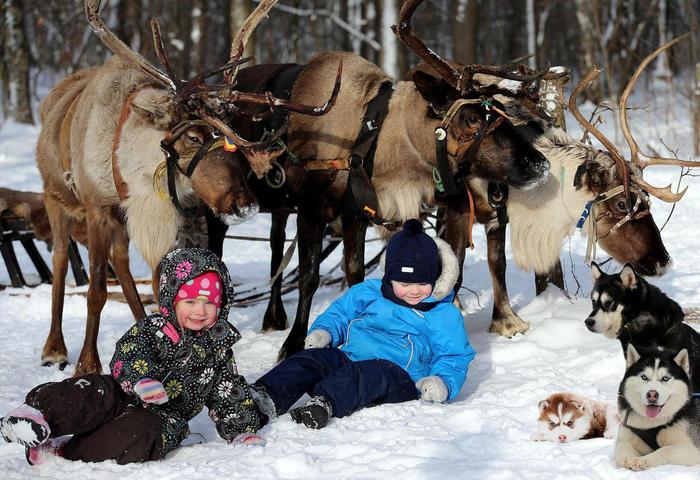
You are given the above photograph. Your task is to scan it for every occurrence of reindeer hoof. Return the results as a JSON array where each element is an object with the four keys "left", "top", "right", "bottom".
[
  {"left": 41, "top": 351, "right": 68, "bottom": 369},
  {"left": 489, "top": 316, "right": 529, "bottom": 337},
  {"left": 72, "top": 360, "right": 102, "bottom": 378}
]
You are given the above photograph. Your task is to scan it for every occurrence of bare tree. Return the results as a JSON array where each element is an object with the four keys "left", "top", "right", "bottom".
[
  {"left": 3, "top": 0, "right": 34, "bottom": 124},
  {"left": 453, "top": 0, "right": 478, "bottom": 65}
]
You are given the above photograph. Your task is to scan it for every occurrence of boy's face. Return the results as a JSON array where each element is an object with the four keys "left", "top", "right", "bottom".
[
  {"left": 175, "top": 298, "right": 217, "bottom": 331},
  {"left": 391, "top": 281, "right": 433, "bottom": 305}
]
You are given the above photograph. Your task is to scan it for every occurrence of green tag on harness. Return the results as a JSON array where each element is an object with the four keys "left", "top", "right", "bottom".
[{"left": 432, "top": 167, "right": 445, "bottom": 193}]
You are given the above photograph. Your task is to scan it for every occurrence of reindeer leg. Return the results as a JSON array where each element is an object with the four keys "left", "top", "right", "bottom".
[
  {"left": 535, "top": 260, "right": 564, "bottom": 295},
  {"left": 110, "top": 225, "right": 146, "bottom": 321},
  {"left": 486, "top": 224, "right": 529, "bottom": 336},
  {"left": 206, "top": 208, "right": 228, "bottom": 258},
  {"left": 341, "top": 214, "right": 367, "bottom": 286},
  {"left": 41, "top": 196, "right": 71, "bottom": 370},
  {"left": 277, "top": 209, "right": 325, "bottom": 361},
  {"left": 442, "top": 203, "right": 468, "bottom": 316},
  {"left": 263, "top": 210, "right": 289, "bottom": 332},
  {"left": 74, "top": 210, "right": 112, "bottom": 376}
]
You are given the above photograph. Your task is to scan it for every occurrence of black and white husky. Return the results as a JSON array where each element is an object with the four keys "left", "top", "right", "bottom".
[
  {"left": 615, "top": 345, "right": 700, "bottom": 470},
  {"left": 585, "top": 262, "right": 700, "bottom": 388}
]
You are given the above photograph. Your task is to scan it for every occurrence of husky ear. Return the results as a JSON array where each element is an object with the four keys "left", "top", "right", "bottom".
[
  {"left": 625, "top": 344, "right": 640, "bottom": 367},
  {"left": 538, "top": 400, "right": 549, "bottom": 412},
  {"left": 591, "top": 262, "right": 604, "bottom": 282},
  {"left": 619, "top": 264, "right": 638, "bottom": 290},
  {"left": 570, "top": 401, "right": 586, "bottom": 412},
  {"left": 674, "top": 349, "right": 690, "bottom": 377}
]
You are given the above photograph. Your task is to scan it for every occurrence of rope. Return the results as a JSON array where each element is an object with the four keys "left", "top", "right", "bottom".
[{"left": 466, "top": 187, "right": 475, "bottom": 250}]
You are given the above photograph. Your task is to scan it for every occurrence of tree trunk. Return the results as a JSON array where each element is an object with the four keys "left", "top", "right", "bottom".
[
  {"left": 379, "top": 0, "right": 399, "bottom": 79},
  {"left": 4, "top": 0, "right": 34, "bottom": 124},
  {"left": 573, "top": 0, "right": 602, "bottom": 103},
  {"left": 453, "top": 0, "right": 478, "bottom": 65},
  {"left": 0, "top": 0, "right": 10, "bottom": 120}
]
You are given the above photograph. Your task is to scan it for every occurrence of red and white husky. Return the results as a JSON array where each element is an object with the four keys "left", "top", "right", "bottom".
[{"left": 533, "top": 392, "right": 620, "bottom": 443}]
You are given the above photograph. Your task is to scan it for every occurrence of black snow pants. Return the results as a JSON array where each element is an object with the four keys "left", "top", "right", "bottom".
[{"left": 25, "top": 373, "right": 163, "bottom": 464}]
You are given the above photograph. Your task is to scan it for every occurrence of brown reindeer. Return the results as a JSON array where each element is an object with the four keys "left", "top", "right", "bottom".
[
  {"left": 463, "top": 33, "right": 698, "bottom": 336},
  {"left": 37, "top": 0, "right": 340, "bottom": 375},
  {"left": 208, "top": 0, "right": 566, "bottom": 359}
]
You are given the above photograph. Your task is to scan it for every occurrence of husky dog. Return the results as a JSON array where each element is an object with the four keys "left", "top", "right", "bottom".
[
  {"left": 585, "top": 262, "right": 700, "bottom": 388},
  {"left": 615, "top": 345, "right": 700, "bottom": 470},
  {"left": 532, "top": 392, "right": 619, "bottom": 443}
]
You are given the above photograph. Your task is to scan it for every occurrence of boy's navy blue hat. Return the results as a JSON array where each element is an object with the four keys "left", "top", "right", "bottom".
[{"left": 383, "top": 219, "right": 439, "bottom": 287}]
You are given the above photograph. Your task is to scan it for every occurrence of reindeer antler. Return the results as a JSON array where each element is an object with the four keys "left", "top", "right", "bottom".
[
  {"left": 568, "top": 67, "right": 632, "bottom": 201},
  {"left": 225, "top": 0, "right": 278, "bottom": 84},
  {"left": 392, "top": 0, "right": 566, "bottom": 97},
  {"left": 618, "top": 31, "right": 699, "bottom": 202}
]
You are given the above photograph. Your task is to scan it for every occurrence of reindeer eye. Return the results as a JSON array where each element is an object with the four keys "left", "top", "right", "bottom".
[
  {"left": 640, "top": 374, "right": 649, "bottom": 381},
  {"left": 616, "top": 200, "right": 627, "bottom": 211},
  {"left": 661, "top": 375, "right": 670, "bottom": 382},
  {"left": 467, "top": 114, "right": 480, "bottom": 125},
  {"left": 186, "top": 134, "right": 202, "bottom": 145}
]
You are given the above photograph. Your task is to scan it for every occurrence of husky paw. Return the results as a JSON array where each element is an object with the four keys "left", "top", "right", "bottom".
[
  {"left": 489, "top": 316, "right": 529, "bottom": 337},
  {"left": 624, "top": 456, "right": 652, "bottom": 471},
  {"left": 530, "top": 432, "right": 546, "bottom": 441},
  {"left": 603, "top": 429, "right": 616, "bottom": 439}
]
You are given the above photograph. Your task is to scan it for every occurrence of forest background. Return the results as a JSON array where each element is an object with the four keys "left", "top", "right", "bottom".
[{"left": 1, "top": 0, "right": 700, "bottom": 156}]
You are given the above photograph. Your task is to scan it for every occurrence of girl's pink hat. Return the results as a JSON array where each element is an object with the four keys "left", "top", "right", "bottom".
[{"left": 174, "top": 271, "right": 223, "bottom": 308}]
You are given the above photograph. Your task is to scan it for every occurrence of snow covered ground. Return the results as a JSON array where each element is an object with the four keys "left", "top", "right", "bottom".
[{"left": 1, "top": 85, "right": 700, "bottom": 479}]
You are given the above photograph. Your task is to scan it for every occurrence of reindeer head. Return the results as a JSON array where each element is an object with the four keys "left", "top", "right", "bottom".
[
  {"left": 86, "top": 0, "right": 341, "bottom": 223},
  {"left": 567, "top": 33, "right": 697, "bottom": 275},
  {"left": 394, "top": 0, "right": 564, "bottom": 190}
]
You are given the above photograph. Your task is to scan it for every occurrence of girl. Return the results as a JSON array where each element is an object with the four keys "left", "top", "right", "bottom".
[{"left": 1, "top": 248, "right": 265, "bottom": 464}]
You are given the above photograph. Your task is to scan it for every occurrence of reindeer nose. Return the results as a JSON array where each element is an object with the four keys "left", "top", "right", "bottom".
[
  {"left": 646, "top": 390, "right": 659, "bottom": 403},
  {"left": 558, "top": 434, "right": 567, "bottom": 442},
  {"left": 585, "top": 318, "right": 595, "bottom": 330}
]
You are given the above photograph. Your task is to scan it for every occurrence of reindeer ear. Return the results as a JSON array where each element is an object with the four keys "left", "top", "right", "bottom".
[
  {"left": 590, "top": 262, "right": 604, "bottom": 282},
  {"left": 619, "top": 264, "right": 638, "bottom": 290},
  {"left": 538, "top": 400, "right": 549, "bottom": 412},
  {"left": 412, "top": 70, "right": 455, "bottom": 114},
  {"left": 625, "top": 344, "right": 640, "bottom": 367},
  {"left": 131, "top": 95, "right": 178, "bottom": 130},
  {"left": 582, "top": 157, "right": 612, "bottom": 194},
  {"left": 674, "top": 349, "right": 690, "bottom": 377}
]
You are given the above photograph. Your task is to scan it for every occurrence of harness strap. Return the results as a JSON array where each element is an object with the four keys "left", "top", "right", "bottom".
[
  {"left": 345, "top": 82, "right": 398, "bottom": 230},
  {"left": 112, "top": 88, "right": 146, "bottom": 201},
  {"left": 622, "top": 410, "right": 662, "bottom": 451},
  {"left": 466, "top": 186, "right": 475, "bottom": 250}
]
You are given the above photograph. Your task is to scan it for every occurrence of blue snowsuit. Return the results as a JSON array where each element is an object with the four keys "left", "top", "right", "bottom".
[{"left": 257, "top": 279, "right": 475, "bottom": 418}]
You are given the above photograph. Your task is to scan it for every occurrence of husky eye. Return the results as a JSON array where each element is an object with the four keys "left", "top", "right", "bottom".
[
  {"left": 549, "top": 422, "right": 557, "bottom": 428},
  {"left": 661, "top": 375, "right": 670, "bottom": 382},
  {"left": 565, "top": 420, "right": 574, "bottom": 427},
  {"left": 640, "top": 374, "right": 649, "bottom": 381}
]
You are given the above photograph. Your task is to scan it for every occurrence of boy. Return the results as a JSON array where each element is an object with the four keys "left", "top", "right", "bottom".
[{"left": 254, "top": 220, "right": 476, "bottom": 429}]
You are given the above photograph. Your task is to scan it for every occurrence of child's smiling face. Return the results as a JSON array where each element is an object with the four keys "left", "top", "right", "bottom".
[
  {"left": 175, "top": 298, "right": 217, "bottom": 331},
  {"left": 391, "top": 281, "right": 433, "bottom": 305}
]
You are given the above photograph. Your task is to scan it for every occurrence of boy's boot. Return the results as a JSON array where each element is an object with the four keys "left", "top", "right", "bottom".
[
  {"left": 290, "top": 396, "right": 332, "bottom": 429},
  {"left": 25, "top": 436, "right": 68, "bottom": 465},
  {"left": 1, "top": 404, "right": 50, "bottom": 447}
]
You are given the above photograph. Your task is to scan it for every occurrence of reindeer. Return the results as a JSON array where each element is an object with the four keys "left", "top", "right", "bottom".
[
  {"left": 37, "top": 0, "right": 340, "bottom": 375},
  {"left": 463, "top": 33, "right": 698, "bottom": 336},
  {"left": 208, "top": 0, "right": 569, "bottom": 359}
]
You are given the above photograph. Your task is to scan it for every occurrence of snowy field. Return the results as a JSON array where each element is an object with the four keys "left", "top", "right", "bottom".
[{"left": 1, "top": 86, "right": 700, "bottom": 480}]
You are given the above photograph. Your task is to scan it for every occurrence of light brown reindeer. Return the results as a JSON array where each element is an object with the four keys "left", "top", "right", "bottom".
[
  {"left": 209, "top": 0, "right": 568, "bottom": 358},
  {"left": 463, "top": 33, "right": 698, "bottom": 336},
  {"left": 36, "top": 0, "right": 340, "bottom": 375}
]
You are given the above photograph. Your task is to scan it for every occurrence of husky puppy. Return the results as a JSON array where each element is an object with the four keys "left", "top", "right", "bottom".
[
  {"left": 585, "top": 262, "right": 700, "bottom": 388},
  {"left": 532, "top": 392, "right": 619, "bottom": 443},
  {"left": 615, "top": 345, "right": 700, "bottom": 470}
]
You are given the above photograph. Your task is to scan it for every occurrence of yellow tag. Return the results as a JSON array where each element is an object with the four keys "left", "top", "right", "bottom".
[{"left": 224, "top": 136, "right": 238, "bottom": 152}]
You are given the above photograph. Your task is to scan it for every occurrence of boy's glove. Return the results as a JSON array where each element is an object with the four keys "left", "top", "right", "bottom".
[
  {"left": 416, "top": 376, "right": 448, "bottom": 403},
  {"left": 304, "top": 330, "right": 332, "bottom": 349},
  {"left": 134, "top": 378, "right": 169, "bottom": 405}
]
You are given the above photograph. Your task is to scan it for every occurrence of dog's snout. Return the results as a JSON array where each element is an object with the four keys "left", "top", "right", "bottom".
[
  {"left": 584, "top": 318, "right": 595, "bottom": 331},
  {"left": 558, "top": 434, "right": 567, "bottom": 443},
  {"left": 646, "top": 390, "right": 659, "bottom": 403}
]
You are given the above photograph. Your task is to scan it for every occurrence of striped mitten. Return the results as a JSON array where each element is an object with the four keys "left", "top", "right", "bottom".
[{"left": 134, "top": 378, "right": 169, "bottom": 405}]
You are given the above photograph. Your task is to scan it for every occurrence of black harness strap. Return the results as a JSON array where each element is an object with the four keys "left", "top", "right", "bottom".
[
  {"left": 345, "top": 82, "right": 396, "bottom": 229},
  {"left": 623, "top": 410, "right": 662, "bottom": 451}
]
